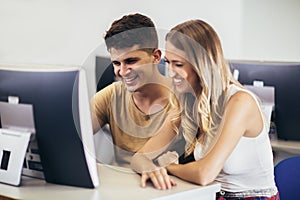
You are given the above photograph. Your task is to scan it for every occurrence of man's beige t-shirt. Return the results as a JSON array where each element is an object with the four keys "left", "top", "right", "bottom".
[{"left": 91, "top": 81, "right": 174, "bottom": 167}]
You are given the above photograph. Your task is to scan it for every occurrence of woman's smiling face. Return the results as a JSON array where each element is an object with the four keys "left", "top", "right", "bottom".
[{"left": 164, "top": 43, "right": 200, "bottom": 95}]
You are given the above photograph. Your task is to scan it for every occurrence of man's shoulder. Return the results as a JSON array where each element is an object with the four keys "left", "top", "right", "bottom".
[
  {"left": 97, "top": 81, "right": 132, "bottom": 103},
  {"left": 110, "top": 81, "right": 127, "bottom": 95}
]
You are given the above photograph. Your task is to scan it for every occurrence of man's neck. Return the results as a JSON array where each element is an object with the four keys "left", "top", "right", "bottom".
[{"left": 132, "top": 82, "right": 171, "bottom": 115}]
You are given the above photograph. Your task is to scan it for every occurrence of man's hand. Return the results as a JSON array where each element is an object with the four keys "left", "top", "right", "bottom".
[{"left": 141, "top": 167, "right": 176, "bottom": 190}]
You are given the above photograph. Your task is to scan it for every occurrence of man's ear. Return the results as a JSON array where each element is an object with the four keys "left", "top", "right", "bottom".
[{"left": 152, "top": 49, "right": 162, "bottom": 64}]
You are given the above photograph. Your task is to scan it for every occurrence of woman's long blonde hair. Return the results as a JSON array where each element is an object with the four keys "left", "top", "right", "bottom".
[{"left": 166, "top": 19, "right": 241, "bottom": 156}]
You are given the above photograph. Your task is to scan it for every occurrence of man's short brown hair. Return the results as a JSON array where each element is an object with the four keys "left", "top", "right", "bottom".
[{"left": 104, "top": 13, "right": 158, "bottom": 53}]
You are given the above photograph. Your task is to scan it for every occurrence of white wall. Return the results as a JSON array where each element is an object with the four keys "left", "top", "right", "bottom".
[
  {"left": 0, "top": 0, "right": 242, "bottom": 64},
  {"left": 240, "top": 0, "right": 300, "bottom": 62},
  {"left": 0, "top": 0, "right": 299, "bottom": 95}
]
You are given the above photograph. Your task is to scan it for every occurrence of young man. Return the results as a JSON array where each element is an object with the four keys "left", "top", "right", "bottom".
[{"left": 90, "top": 13, "right": 180, "bottom": 167}]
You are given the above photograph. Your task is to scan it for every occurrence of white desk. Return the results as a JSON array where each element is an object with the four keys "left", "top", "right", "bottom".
[
  {"left": 0, "top": 164, "right": 220, "bottom": 200},
  {"left": 271, "top": 139, "right": 300, "bottom": 155}
]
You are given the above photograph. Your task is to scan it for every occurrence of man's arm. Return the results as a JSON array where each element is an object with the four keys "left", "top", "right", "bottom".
[
  {"left": 91, "top": 108, "right": 104, "bottom": 134},
  {"left": 90, "top": 82, "right": 116, "bottom": 134}
]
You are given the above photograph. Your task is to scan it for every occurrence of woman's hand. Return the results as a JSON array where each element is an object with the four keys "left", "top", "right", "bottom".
[{"left": 141, "top": 167, "right": 177, "bottom": 190}]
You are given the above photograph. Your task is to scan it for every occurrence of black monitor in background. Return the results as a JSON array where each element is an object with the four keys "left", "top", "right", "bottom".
[
  {"left": 229, "top": 60, "right": 300, "bottom": 141},
  {"left": 0, "top": 65, "right": 99, "bottom": 188},
  {"left": 95, "top": 56, "right": 115, "bottom": 91}
]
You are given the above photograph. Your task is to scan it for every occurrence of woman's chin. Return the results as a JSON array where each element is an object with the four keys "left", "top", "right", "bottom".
[{"left": 174, "top": 85, "right": 187, "bottom": 94}]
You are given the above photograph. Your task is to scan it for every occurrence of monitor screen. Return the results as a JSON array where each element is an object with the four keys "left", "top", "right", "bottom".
[
  {"left": 229, "top": 60, "right": 300, "bottom": 141},
  {"left": 0, "top": 65, "right": 99, "bottom": 188}
]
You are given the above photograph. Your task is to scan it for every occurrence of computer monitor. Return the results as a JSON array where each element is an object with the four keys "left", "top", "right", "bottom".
[
  {"left": 229, "top": 60, "right": 300, "bottom": 141},
  {"left": 0, "top": 65, "right": 99, "bottom": 188}
]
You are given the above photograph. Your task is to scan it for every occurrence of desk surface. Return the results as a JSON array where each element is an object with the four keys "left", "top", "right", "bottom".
[
  {"left": 0, "top": 164, "right": 220, "bottom": 200},
  {"left": 271, "top": 139, "right": 300, "bottom": 154}
]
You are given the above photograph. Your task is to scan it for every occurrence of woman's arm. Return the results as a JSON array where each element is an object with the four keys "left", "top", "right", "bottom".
[{"left": 167, "top": 91, "right": 263, "bottom": 185}]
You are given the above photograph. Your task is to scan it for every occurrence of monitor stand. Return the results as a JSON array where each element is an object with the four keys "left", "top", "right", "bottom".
[
  {"left": 0, "top": 101, "right": 43, "bottom": 185},
  {"left": 0, "top": 128, "right": 31, "bottom": 186}
]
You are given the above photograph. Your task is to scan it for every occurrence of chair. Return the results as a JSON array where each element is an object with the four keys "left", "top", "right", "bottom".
[{"left": 274, "top": 155, "right": 300, "bottom": 200}]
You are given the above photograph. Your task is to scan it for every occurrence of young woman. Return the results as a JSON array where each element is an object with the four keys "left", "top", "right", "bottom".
[{"left": 131, "top": 19, "right": 279, "bottom": 199}]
